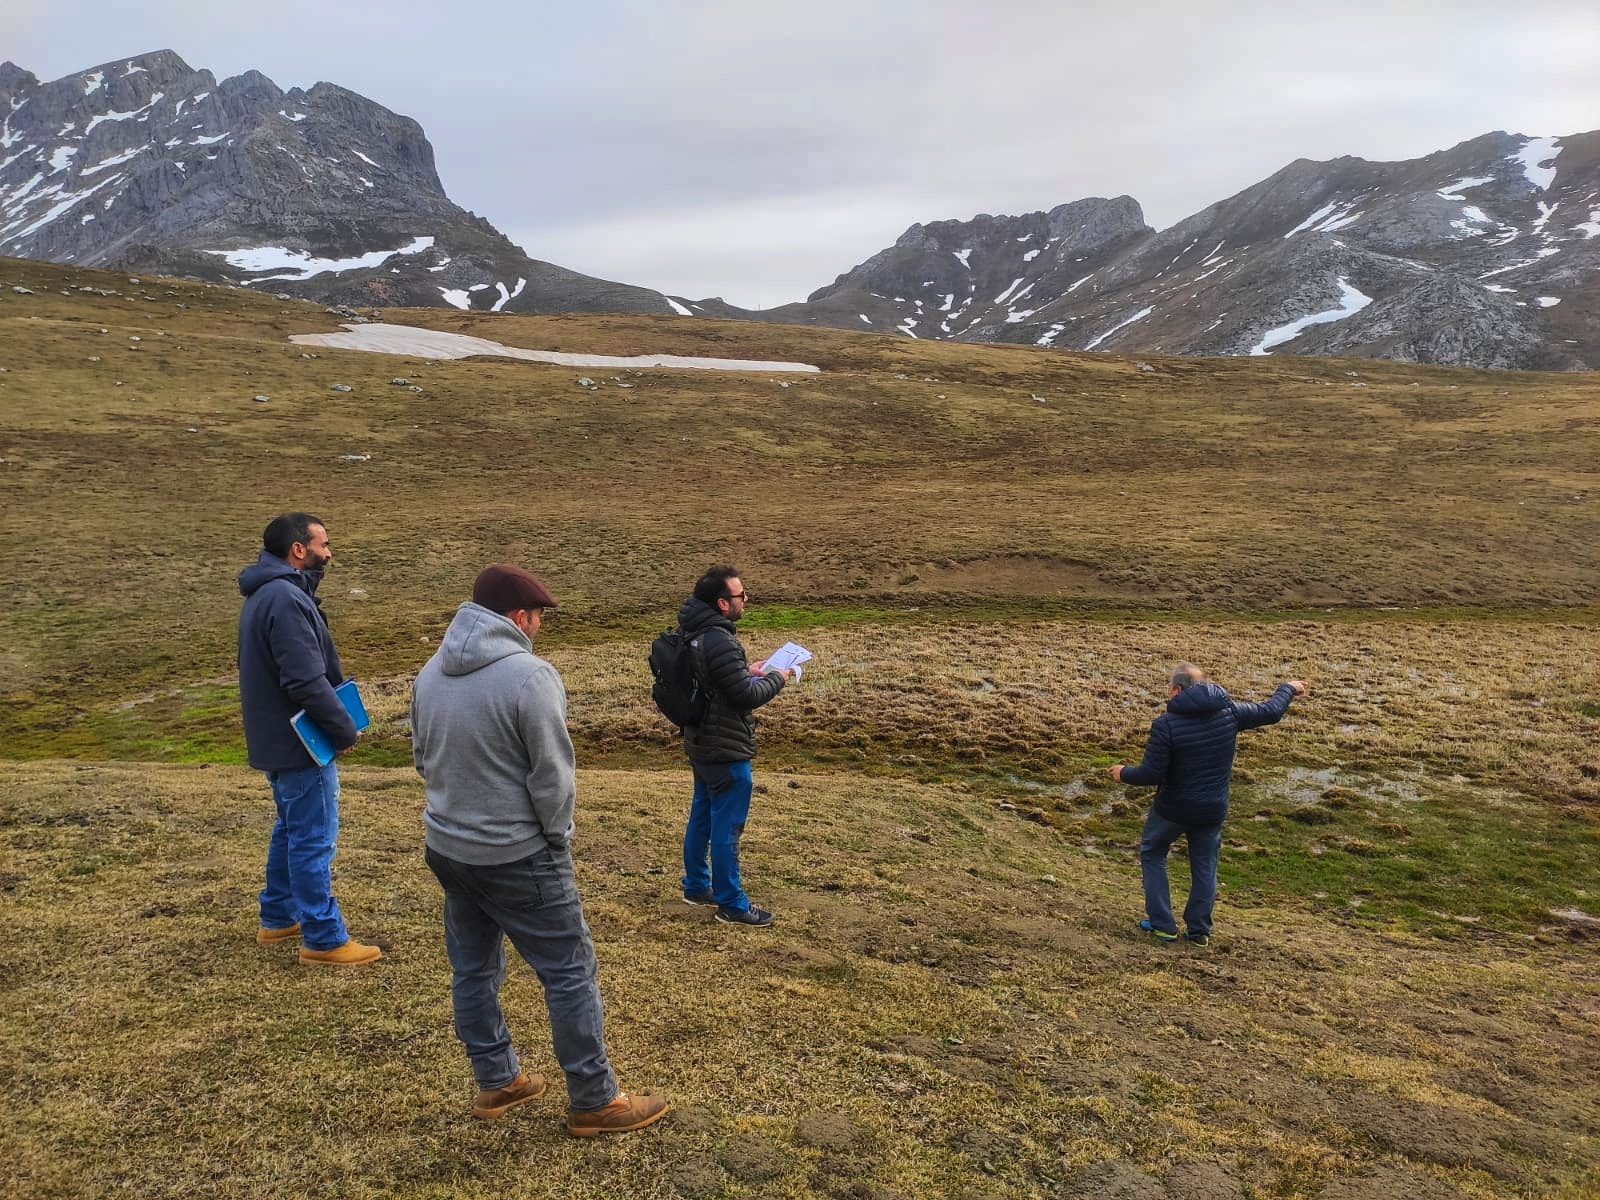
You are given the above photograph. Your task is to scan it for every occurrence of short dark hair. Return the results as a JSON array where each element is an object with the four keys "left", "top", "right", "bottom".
[
  {"left": 693, "top": 565, "right": 741, "bottom": 604},
  {"left": 263, "top": 512, "right": 324, "bottom": 559}
]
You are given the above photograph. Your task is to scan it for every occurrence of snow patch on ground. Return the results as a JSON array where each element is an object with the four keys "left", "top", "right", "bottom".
[
  {"left": 1, "top": 174, "right": 121, "bottom": 246},
  {"left": 1511, "top": 137, "right": 1560, "bottom": 191},
  {"left": 1437, "top": 175, "right": 1494, "bottom": 199},
  {"left": 290, "top": 324, "right": 821, "bottom": 372},
  {"left": 1251, "top": 278, "right": 1371, "bottom": 355},
  {"left": 209, "top": 236, "right": 435, "bottom": 281},
  {"left": 994, "top": 277, "right": 1025, "bottom": 305},
  {"left": 80, "top": 146, "right": 145, "bottom": 174},
  {"left": 1285, "top": 199, "right": 1364, "bottom": 237},
  {"left": 491, "top": 278, "right": 527, "bottom": 312},
  {"left": 1085, "top": 306, "right": 1154, "bottom": 351}
]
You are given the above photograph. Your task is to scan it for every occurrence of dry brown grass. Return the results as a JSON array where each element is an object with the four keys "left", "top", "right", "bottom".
[
  {"left": 537, "top": 616, "right": 1600, "bottom": 805},
  {"left": 3, "top": 761, "right": 1596, "bottom": 1200},
  {"left": 3, "top": 257, "right": 1600, "bottom": 1198},
  {"left": 2, "top": 254, "right": 1599, "bottom": 750}
]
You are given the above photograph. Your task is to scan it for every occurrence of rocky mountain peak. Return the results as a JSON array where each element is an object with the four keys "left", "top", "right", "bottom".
[
  {"left": 742, "top": 129, "right": 1599, "bottom": 369},
  {"left": 0, "top": 51, "right": 671, "bottom": 316},
  {"left": 216, "top": 68, "right": 285, "bottom": 105},
  {"left": 0, "top": 62, "right": 39, "bottom": 103}
]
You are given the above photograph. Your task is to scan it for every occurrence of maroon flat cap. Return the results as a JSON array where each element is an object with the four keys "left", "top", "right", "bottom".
[{"left": 472, "top": 563, "right": 559, "bottom": 613}]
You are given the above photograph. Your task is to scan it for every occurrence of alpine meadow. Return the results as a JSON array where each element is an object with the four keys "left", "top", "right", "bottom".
[{"left": 1, "top": 255, "right": 1598, "bottom": 1200}]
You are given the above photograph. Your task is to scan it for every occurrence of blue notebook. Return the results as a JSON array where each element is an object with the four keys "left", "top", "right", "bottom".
[{"left": 290, "top": 678, "right": 370, "bottom": 766}]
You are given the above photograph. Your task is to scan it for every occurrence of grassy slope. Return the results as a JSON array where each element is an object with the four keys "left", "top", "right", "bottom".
[
  {"left": 3, "top": 255, "right": 1599, "bottom": 727},
  {"left": 3, "top": 762, "right": 1597, "bottom": 1200},
  {"left": 2, "top": 257, "right": 1599, "bottom": 1197}
]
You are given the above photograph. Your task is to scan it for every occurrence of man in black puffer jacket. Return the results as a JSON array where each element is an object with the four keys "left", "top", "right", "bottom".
[
  {"left": 1111, "top": 663, "right": 1306, "bottom": 945},
  {"left": 675, "top": 566, "right": 790, "bottom": 927}
]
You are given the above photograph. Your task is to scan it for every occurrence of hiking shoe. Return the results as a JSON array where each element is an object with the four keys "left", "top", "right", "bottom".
[
  {"left": 299, "top": 938, "right": 383, "bottom": 966},
  {"left": 566, "top": 1091, "right": 669, "bottom": 1137},
  {"left": 715, "top": 904, "right": 775, "bottom": 927},
  {"left": 682, "top": 889, "right": 717, "bottom": 906},
  {"left": 1138, "top": 919, "right": 1178, "bottom": 943},
  {"left": 472, "top": 1071, "right": 546, "bottom": 1121},
  {"left": 257, "top": 922, "right": 301, "bottom": 944},
  {"left": 1184, "top": 931, "right": 1212, "bottom": 947}
]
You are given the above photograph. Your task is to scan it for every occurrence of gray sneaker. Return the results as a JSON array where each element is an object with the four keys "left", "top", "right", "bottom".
[
  {"left": 715, "top": 904, "right": 775, "bottom": 927},
  {"left": 683, "top": 889, "right": 717, "bottom": 906}
]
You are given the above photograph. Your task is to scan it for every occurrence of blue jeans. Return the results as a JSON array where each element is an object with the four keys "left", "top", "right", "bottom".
[
  {"left": 424, "top": 845, "right": 617, "bottom": 1110},
  {"left": 260, "top": 763, "right": 348, "bottom": 951},
  {"left": 682, "top": 760, "right": 754, "bottom": 911},
  {"left": 1139, "top": 808, "right": 1223, "bottom": 938}
]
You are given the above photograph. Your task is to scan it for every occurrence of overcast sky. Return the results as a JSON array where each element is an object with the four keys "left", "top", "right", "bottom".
[{"left": 5, "top": 1, "right": 1598, "bottom": 308}]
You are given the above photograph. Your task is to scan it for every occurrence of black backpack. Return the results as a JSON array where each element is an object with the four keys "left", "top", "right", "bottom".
[{"left": 648, "top": 628, "right": 706, "bottom": 728}]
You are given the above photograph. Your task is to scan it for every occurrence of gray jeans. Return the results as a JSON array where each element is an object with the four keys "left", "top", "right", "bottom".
[
  {"left": 424, "top": 844, "right": 617, "bottom": 1110},
  {"left": 1139, "top": 808, "right": 1224, "bottom": 938}
]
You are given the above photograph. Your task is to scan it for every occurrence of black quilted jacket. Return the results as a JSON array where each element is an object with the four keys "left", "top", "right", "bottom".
[{"left": 675, "top": 596, "right": 786, "bottom": 762}]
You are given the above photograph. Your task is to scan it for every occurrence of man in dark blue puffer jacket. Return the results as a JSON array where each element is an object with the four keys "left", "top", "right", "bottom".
[
  {"left": 238, "top": 512, "right": 380, "bottom": 966},
  {"left": 1111, "top": 663, "right": 1305, "bottom": 945}
]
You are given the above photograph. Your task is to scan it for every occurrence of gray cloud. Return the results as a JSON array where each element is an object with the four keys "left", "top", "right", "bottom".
[{"left": 5, "top": 0, "right": 1598, "bottom": 308}]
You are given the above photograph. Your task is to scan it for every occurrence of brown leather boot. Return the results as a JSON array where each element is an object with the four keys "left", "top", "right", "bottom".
[
  {"left": 566, "top": 1091, "right": 669, "bottom": 1137},
  {"left": 299, "top": 938, "right": 383, "bottom": 966},
  {"left": 257, "top": 922, "right": 301, "bottom": 944},
  {"left": 472, "top": 1071, "right": 547, "bottom": 1121}
]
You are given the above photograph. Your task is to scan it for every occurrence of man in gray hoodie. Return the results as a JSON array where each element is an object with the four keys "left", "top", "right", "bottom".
[{"left": 411, "top": 564, "right": 668, "bottom": 1136}]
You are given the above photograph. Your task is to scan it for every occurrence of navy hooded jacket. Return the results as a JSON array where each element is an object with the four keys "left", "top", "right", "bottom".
[
  {"left": 1119, "top": 682, "right": 1297, "bottom": 827},
  {"left": 237, "top": 551, "right": 356, "bottom": 771}
]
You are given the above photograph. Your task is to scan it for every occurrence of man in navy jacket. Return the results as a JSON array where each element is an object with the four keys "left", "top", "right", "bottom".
[
  {"left": 1111, "top": 663, "right": 1305, "bottom": 945},
  {"left": 238, "top": 512, "right": 380, "bottom": 965}
]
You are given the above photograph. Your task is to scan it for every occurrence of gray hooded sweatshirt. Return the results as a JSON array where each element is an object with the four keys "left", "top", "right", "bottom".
[{"left": 412, "top": 601, "right": 576, "bottom": 865}]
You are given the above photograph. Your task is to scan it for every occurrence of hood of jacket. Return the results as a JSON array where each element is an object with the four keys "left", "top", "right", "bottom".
[
  {"left": 238, "top": 551, "right": 314, "bottom": 598},
  {"left": 678, "top": 595, "right": 734, "bottom": 638},
  {"left": 1167, "top": 681, "right": 1232, "bottom": 716},
  {"left": 436, "top": 601, "right": 533, "bottom": 677}
]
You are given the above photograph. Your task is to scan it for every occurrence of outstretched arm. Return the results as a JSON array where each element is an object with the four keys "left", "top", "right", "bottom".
[{"left": 1233, "top": 681, "right": 1305, "bottom": 731}]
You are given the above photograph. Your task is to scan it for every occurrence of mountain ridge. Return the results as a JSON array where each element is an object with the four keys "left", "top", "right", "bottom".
[
  {"left": 0, "top": 49, "right": 673, "bottom": 316},
  {"left": 696, "top": 128, "right": 1599, "bottom": 370},
  {"left": 3, "top": 50, "right": 1595, "bottom": 368}
]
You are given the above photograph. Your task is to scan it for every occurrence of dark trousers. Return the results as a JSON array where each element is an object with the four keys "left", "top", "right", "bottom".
[
  {"left": 424, "top": 845, "right": 618, "bottom": 1109},
  {"left": 1139, "top": 808, "right": 1224, "bottom": 937}
]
